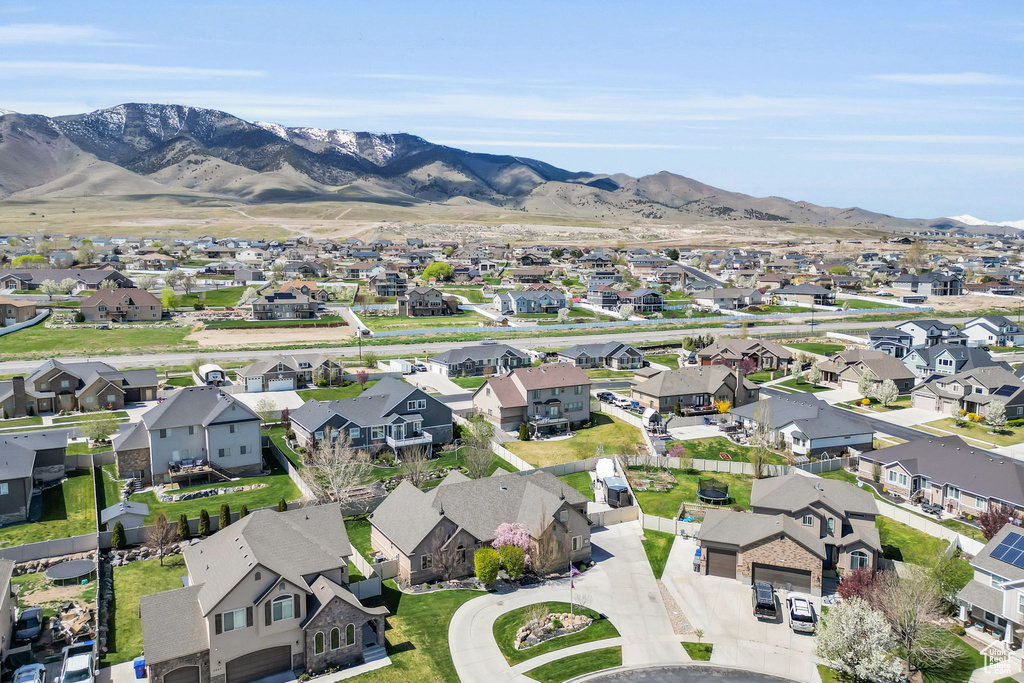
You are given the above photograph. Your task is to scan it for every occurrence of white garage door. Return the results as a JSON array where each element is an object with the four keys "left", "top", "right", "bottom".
[
  {"left": 841, "top": 379, "right": 860, "bottom": 392},
  {"left": 267, "top": 378, "right": 295, "bottom": 392},
  {"left": 246, "top": 377, "right": 264, "bottom": 393}
]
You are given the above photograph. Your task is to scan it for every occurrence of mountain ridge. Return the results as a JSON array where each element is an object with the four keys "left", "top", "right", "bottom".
[{"left": 0, "top": 102, "right": 991, "bottom": 232}]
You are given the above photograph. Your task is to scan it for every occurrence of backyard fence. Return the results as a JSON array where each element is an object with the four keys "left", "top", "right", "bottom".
[
  {"left": 349, "top": 576, "right": 382, "bottom": 600},
  {"left": 264, "top": 435, "right": 317, "bottom": 500},
  {"left": 0, "top": 533, "right": 97, "bottom": 563},
  {"left": 873, "top": 498, "right": 985, "bottom": 557},
  {"left": 0, "top": 308, "right": 49, "bottom": 338}
]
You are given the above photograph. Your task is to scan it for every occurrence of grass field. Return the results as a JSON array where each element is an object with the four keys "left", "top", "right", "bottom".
[
  {"left": 493, "top": 601, "right": 619, "bottom": 665},
  {"left": 205, "top": 315, "right": 347, "bottom": 329},
  {"left": 52, "top": 410, "right": 129, "bottom": 424},
  {"left": 102, "top": 558, "right": 189, "bottom": 666},
  {"left": 920, "top": 627, "right": 984, "bottom": 683},
  {"left": 670, "top": 436, "right": 787, "bottom": 465},
  {"left": 785, "top": 342, "right": 846, "bottom": 356},
  {"left": 451, "top": 376, "right": 488, "bottom": 389},
  {"left": 524, "top": 646, "right": 622, "bottom": 683},
  {"left": 557, "top": 471, "right": 595, "bottom": 501},
  {"left": 164, "top": 376, "right": 195, "bottom": 387},
  {"left": 180, "top": 286, "right": 247, "bottom": 308},
  {"left": 630, "top": 467, "right": 755, "bottom": 518},
  {"left": 775, "top": 378, "right": 831, "bottom": 393},
  {"left": 920, "top": 419, "right": 1024, "bottom": 447},
  {"left": 644, "top": 353, "right": 679, "bottom": 368},
  {"left": 641, "top": 528, "right": 675, "bottom": 579},
  {"left": 0, "top": 416, "right": 44, "bottom": 429},
  {"left": 0, "top": 325, "right": 193, "bottom": 357},
  {"left": 837, "top": 298, "right": 901, "bottom": 310},
  {"left": 345, "top": 515, "right": 373, "bottom": 561},
  {"left": 507, "top": 413, "right": 643, "bottom": 467},
  {"left": 296, "top": 381, "right": 376, "bottom": 401},
  {"left": 0, "top": 470, "right": 96, "bottom": 547},
  {"left": 875, "top": 516, "right": 947, "bottom": 566},
  {"left": 438, "top": 287, "right": 488, "bottom": 303}
]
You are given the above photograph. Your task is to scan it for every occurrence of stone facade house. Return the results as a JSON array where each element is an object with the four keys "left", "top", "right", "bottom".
[
  {"left": 911, "top": 366, "right": 1024, "bottom": 416},
  {"left": 369, "top": 469, "right": 591, "bottom": 584},
  {"left": 235, "top": 354, "right": 342, "bottom": 393},
  {"left": 692, "top": 287, "right": 763, "bottom": 310},
  {"left": 903, "top": 344, "right": 1008, "bottom": 380},
  {"left": 113, "top": 386, "right": 263, "bottom": 485},
  {"left": 630, "top": 366, "right": 758, "bottom": 413},
  {"left": 140, "top": 506, "right": 388, "bottom": 683},
  {"left": 695, "top": 339, "right": 793, "bottom": 371},
  {"left": 0, "top": 359, "right": 157, "bottom": 417},
  {"left": 80, "top": 288, "right": 163, "bottom": 322},
  {"left": 472, "top": 365, "right": 591, "bottom": 434},
  {"left": 772, "top": 283, "right": 836, "bottom": 306},
  {"left": 557, "top": 342, "right": 644, "bottom": 370}
]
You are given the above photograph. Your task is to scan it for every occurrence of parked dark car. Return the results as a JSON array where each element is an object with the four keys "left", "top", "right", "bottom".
[
  {"left": 920, "top": 502, "right": 943, "bottom": 517},
  {"left": 13, "top": 607, "right": 42, "bottom": 644},
  {"left": 752, "top": 581, "right": 778, "bottom": 621},
  {"left": 596, "top": 391, "right": 616, "bottom": 403}
]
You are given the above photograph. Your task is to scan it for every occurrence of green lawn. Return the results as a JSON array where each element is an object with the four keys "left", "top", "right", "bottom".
[
  {"left": 0, "top": 325, "right": 193, "bottom": 358},
  {"left": 451, "top": 376, "right": 488, "bottom": 389},
  {"left": 102, "top": 557, "right": 189, "bottom": 666},
  {"left": 671, "top": 436, "right": 786, "bottom": 465},
  {"left": 266, "top": 426, "right": 303, "bottom": 469},
  {"left": 745, "top": 370, "right": 784, "bottom": 383},
  {"left": 837, "top": 298, "right": 901, "bottom": 310},
  {"left": 875, "top": 516, "right": 947, "bottom": 566},
  {"left": 0, "top": 416, "right": 44, "bottom": 429},
  {"left": 775, "top": 378, "right": 831, "bottom": 393},
  {"left": 67, "top": 441, "right": 111, "bottom": 455},
  {"left": 584, "top": 368, "right": 635, "bottom": 379},
  {"left": 644, "top": 353, "right": 679, "bottom": 368},
  {"left": 126, "top": 465, "right": 302, "bottom": 523},
  {"left": 557, "top": 471, "right": 595, "bottom": 501},
  {"left": 524, "top": 646, "right": 622, "bottom": 683},
  {"left": 507, "top": 413, "right": 643, "bottom": 467},
  {"left": 920, "top": 419, "right": 1024, "bottom": 447},
  {"left": 204, "top": 315, "right": 348, "bottom": 329},
  {"left": 97, "top": 464, "right": 123, "bottom": 513},
  {"left": 641, "top": 529, "right": 675, "bottom": 579},
  {"left": 682, "top": 642, "right": 713, "bottom": 661},
  {"left": 344, "top": 581, "right": 485, "bottom": 683},
  {"left": 51, "top": 410, "right": 129, "bottom": 424},
  {"left": 919, "top": 627, "right": 984, "bottom": 683},
  {"left": 345, "top": 515, "right": 373, "bottom": 561},
  {"left": 362, "top": 311, "right": 487, "bottom": 331},
  {"left": 493, "top": 601, "right": 620, "bottom": 665},
  {"left": 0, "top": 470, "right": 96, "bottom": 547},
  {"left": 785, "top": 342, "right": 846, "bottom": 356},
  {"left": 164, "top": 376, "right": 195, "bottom": 387},
  {"left": 179, "top": 286, "right": 248, "bottom": 308},
  {"left": 296, "top": 381, "right": 377, "bottom": 401},
  {"left": 750, "top": 305, "right": 813, "bottom": 315},
  {"left": 841, "top": 395, "right": 912, "bottom": 412},
  {"left": 437, "top": 287, "right": 488, "bottom": 304},
  {"left": 817, "top": 665, "right": 845, "bottom": 683},
  {"left": 630, "top": 467, "right": 755, "bottom": 518}
]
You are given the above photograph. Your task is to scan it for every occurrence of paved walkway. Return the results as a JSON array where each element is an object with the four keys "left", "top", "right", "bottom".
[{"left": 449, "top": 522, "right": 686, "bottom": 682}]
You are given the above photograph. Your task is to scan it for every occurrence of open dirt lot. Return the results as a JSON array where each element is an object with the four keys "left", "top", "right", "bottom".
[{"left": 187, "top": 326, "right": 354, "bottom": 348}]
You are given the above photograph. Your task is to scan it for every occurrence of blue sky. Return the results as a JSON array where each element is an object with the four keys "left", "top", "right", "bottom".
[{"left": 1, "top": 1, "right": 1022, "bottom": 220}]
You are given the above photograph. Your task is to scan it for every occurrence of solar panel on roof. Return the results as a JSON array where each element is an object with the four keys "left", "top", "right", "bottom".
[
  {"left": 994, "top": 532, "right": 1024, "bottom": 569},
  {"left": 994, "top": 385, "right": 1017, "bottom": 397}
]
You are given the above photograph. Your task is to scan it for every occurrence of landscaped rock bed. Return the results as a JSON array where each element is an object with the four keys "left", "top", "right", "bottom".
[
  {"left": 515, "top": 611, "right": 593, "bottom": 650},
  {"left": 156, "top": 482, "right": 267, "bottom": 502}
]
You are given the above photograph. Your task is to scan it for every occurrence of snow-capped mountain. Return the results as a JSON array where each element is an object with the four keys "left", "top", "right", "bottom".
[
  {"left": 948, "top": 215, "right": 1024, "bottom": 230},
  {"left": 0, "top": 102, "right": 992, "bottom": 230}
]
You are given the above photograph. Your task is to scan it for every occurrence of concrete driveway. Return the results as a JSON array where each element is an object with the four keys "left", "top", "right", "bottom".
[
  {"left": 449, "top": 521, "right": 685, "bottom": 682},
  {"left": 661, "top": 537, "right": 822, "bottom": 683}
]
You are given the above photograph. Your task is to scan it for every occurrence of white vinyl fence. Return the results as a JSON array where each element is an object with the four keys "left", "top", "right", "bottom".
[{"left": 0, "top": 533, "right": 97, "bottom": 563}]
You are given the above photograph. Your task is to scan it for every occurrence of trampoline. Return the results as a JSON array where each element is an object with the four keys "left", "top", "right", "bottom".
[
  {"left": 696, "top": 477, "right": 731, "bottom": 504},
  {"left": 44, "top": 559, "right": 96, "bottom": 586}
]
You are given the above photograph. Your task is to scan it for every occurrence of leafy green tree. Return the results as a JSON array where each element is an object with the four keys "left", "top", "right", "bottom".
[
  {"left": 161, "top": 287, "right": 179, "bottom": 310},
  {"left": 933, "top": 553, "right": 972, "bottom": 606},
  {"left": 219, "top": 504, "right": 231, "bottom": 530},
  {"left": 12, "top": 254, "right": 45, "bottom": 268},
  {"left": 111, "top": 521, "right": 127, "bottom": 550},
  {"left": 498, "top": 545, "right": 525, "bottom": 580},
  {"left": 665, "top": 248, "right": 679, "bottom": 260},
  {"left": 422, "top": 262, "right": 454, "bottom": 282},
  {"left": 518, "top": 422, "right": 531, "bottom": 441},
  {"left": 474, "top": 547, "right": 500, "bottom": 584},
  {"left": 239, "top": 505, "right": 248, "bottom": 518},
  {"left": 177, "top": 513, "right": 191, "bottom": 541},
  {"left": 198, "top": 508, "right": 211, "bottom": 536},
  {"left": 277, "top": 498, "right": 288, "bottom": 512}
]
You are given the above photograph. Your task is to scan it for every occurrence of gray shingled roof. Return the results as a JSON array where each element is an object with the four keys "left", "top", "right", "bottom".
[
  {"left": 958, "top": 579, "right": 1004, "bottom": 614},
  {"left": 751, "top": 474, "right": 877, "bottom": 517},
  {"left": 699, "top": 509, "right": 826, "bottom": 558},
  {"left": 429, "top": 344, "right": 529, "bottom": 365},
  {"left": 633, "top": 366, "right": 738, "bottom": 398},
  {"left": 369, "top": 470, "right": 587, "bottom": 555},
  {"left": 0, "top": 431, "right": 67, "bottom": 481},
  {"left": 289, "top": 377, "right": 427, "bottom": 432},
  {"left": 140, "top": 585, "right": 208, "bottom": 665},
  {"left": 138, "top": 386, "right": 261, "bottom": 431},
  {"left": 970, "top": 523, "right": 1024, "bottom": 582}
]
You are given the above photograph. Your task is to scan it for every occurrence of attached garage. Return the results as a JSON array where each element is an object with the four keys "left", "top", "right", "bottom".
[
  {"left": 163, "top": 667, "right": 200, "bottom": 683},
  {"left": 225, "top": 646, "right": 292, "bottom": 683},
  {"left": 706, "top": 549, "right": 737, "bottom": 579},
  {"left": 752, "top": 563, "right": 813, "bottom": 594},
  {"left": 912, "top": 393, "right": 938, "bottom": 412},
  {"left": 840, "top": 379, "right": 860, "bottom": 392},
  {"left": 267, "top": 378, "right": 295, "bottom": 392},
  {"left": 246, "top": 377, "right": 264, "bottom": 393}
]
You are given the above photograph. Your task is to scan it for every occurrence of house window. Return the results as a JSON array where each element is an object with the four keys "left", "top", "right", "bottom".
[
  {"left": 827, "top": 518, "right": 835, "bottom": 533},
  {"left": 218, "top": 448, "right": 229, "bottom": 458},
  {"left": 314, "top": 632, "right": 325, "bottom": 654},
  {"left": 559, "top": 510, "right": 568, "bottom": 523},
  {"left": 572, "top": 536, "right": 583, "bottom": 552},
  {"left": 223, "top": 608, "right": 246, "bottom": 632},
  {"left": 272, "top": 595, "right": 293, "bottom": 621},
  {"left": 421, "top": 555, "right": 432, "bottom": 571},
  {"left": 371, "top": 426, "right": 385, "bottom": 440},
  {"left": 86, "top": 397, "right": 95, "bottom": 404},
  {"left": 159, "top": 429, "right": 169, "bottom": 439},
  {"left": 406, "top": 399, "right": 427, "bottom": 410},
  {"left": 532, "top": 390, "right": 541, "bottom": 400},
  {"left": 456, "top": 545, "right": 466, "bottom": 564},
  {"left": 330, "top": 627, "right": 341, "bottom": 650},
  {"left": 106, "top": 394, "right": 116, "bottom": 403},
  {"left": 229, "top": 424, "right": 236, "bottom": 434},
  {"left": 850, "top": 551, "right": 869, "bottom": 569},
  {"left": 0, "top": 483, "right": 8, "bottom": 496},
  {"left": 992, "top": 575, "right": 1006, "bottom": 589},
  {"left": 346, "top": 623, "right": 355, "bottom": 646},
  {"left": 61, "top": 380, "right": 70, "bottom": 389},
  {"left": 1018, "top": 593, "right": 1024, "bottom": 615},
  {"left": 349, "top": 427, "right": 361, "bottom": 440},
  {"left": 575, "top": 385, "right": 583, "bottom": 395},
  {"left": 255, "top": 572, "right": 261, "bottom": 581},
  {"left": 802, "top": 515, "right": 813, "bottom": 526},
  {"left": 188, "top": 426, "right": 195, "bottom": 435},
  {"left": 240, "top": 445, "right": 249, "bottom": 455}
]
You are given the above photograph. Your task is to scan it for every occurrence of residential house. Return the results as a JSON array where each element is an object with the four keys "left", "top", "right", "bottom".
[
  {"left": 140, "top": 506, "right": 388, "bottom": 683},
  {"left": 278, "top": 280, "right": 330, "bottom": 303},
  {"left": 80, "top": 288, "right": 162, "bottom": 322},
  {"left": 963, "top": 316, "right": 1024, "bottom": 348},
  {"left": 472, "top": 365, "right": 591, "bottom": 434},
  {"left": 0, "top": 360, "right": 157, "bottom": 417},
  {"left": 0, "top": 268, "right": 133, "bottom": 293},
  {"left": 0, "top": 297, "right": 37, "bottom": 327},
  {"left": 280, "top": 261, "right": 329, "bottom": 279},
  {"left": 427, "top": 344, "right": 531, "bottom": 378},
  {"left": 367, "top": 272, "right": 408, "bottom": 298},
  {"left": 288, "top": 378, "right": 452, "bottom": 453},
  {"left": 957, "top": 524, "right": 1024, "bottom": 651},
  {"left": 396, "top": 287, "right": 458, "bottom": 317},
  {"left": 137, "top": 253, "right": 178, "bottom": 270},
  {"left": 369, "top": 469, "right": 590, "bottom": 584},
  {"left": 586, "top": 286, "right": 623, "bottom": 311},
  {"left": 867, "top": 327, "right": 916, "bottom": 358},
  {"left": 772, "top": 283, "right": 836, "bottom": 306},
  {"left": 695, "top": 339, "right": 793, "bottom": 371},
  {"left": 510, "top": 268, "right": 551, "bottom": 284},
  {"left": 692, "top": 287, "right": 763, "bottom": 310},
  {"left": 616, "top": 288, "right": 664, "bottom": 312},
  {"left": 911, "top": 366, "right": 1024, "bottom": 416},
  {"left": 896, "top": 319, "right": 967, "bottom": 348},
  {"left": 893, "top": 272, "right": 964, "bottom": 296},
  {"left": 731, "top": 394, "right": 873, "bottom": 457},
  {"left": 586, "top": 270, "right": 622, "bottom": 286},
  {"left": 493, "top": 290, "right": 567, "bottom": 315},
  {"left": 113, "top": 386, "right": 263, "bottom": 485},
  {"left": 630, "top": 366, "right": 758, "bottom": 413},
  {"left": 236, "top": 355, "right": 342, "bottom": 392},
  {"left": 903, "top": 344, "right": 1009, "bottom": 380},
  {"left": 698, "top": 475, "right": 880, "bottom": 596},
  {"left": 834, "top": 354, "right": 917, "bottom": 394},
  {"left": 557, "top": 342, "right": 644, "bottom": 370},
  {"left": 248, "top": 292, "right": 318, "bottom": 320},
  {"left": 0, "top": 432, "right": 68, "bottom": 524}
]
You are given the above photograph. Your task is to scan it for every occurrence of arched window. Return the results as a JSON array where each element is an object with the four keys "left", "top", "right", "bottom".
[
  {"left": 254, "top": 571, "right": 261, "bottom": 581},
  {"left": 345, "top": 623, "right": 355, "bottom": 646},
  {"left": 851, "top": 550, "right": 869, "bottom": 569},
  {"left": 313, "top": 632, "right": 325, "bottom": 655},
  {"left": 330, "top": 627, "right": 341, "bottom": 650},
  {"left": 272, "top": 595, "right": 293, "bottom": 621}
]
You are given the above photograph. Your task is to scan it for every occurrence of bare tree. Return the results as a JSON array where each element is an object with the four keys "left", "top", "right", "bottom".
[
  {"left": 303, "top": 433, "right": 372, "bottom": 505},
  {"left": 749, "top": 397, "right": 774, "bottom": 478},
  {"left": 80, "top": 414, "right": 121, "bottom": 444},
  {"left": 254, "top": 397, "right": 277, "bottom": 426},
  {"left": 180, "top": 273, "right": 197, "bottom": 296},
  {"left": 400, "top": 446, "right": 432, "bottom": 488},
  {"left": 146, "top": 512, "right": 177, "bottom": 566},
  {"left": 463, "top": 412, "right": 495, "bottom": 479},
  {"left": 872, "top": 567, "right": 961, "bottom": 674},
  {"left": 163, "top": 269, "right": 184, "bottom": 290},
  {"left": 533, "top": 506, "right": 565, "bottom": 575},
  {"left": 430, "top": 526, "right": 460, "bottom": 581}
]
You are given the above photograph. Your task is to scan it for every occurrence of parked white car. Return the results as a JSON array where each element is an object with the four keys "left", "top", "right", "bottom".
[{"left": 786, "top": 596, "right": 816, "bottom": 633}]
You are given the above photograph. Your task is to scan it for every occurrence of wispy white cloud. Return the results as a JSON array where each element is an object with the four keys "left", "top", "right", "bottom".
[
  {"left": 0, "top": 62, "right": 264, "bottom": 80},
  {"left": 775, "top": 133, "right": 1024, "bottom": 144},
  {"left": 0, "top": 23, "right": 140, "bottom": 46},
  {"left": 870, "top": 72, "right": 1019, "bottom": 86}
]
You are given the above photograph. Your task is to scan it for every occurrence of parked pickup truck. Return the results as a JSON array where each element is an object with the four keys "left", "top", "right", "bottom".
[{"left": 752, "top": 581, "right": 778, "bottom": 621}]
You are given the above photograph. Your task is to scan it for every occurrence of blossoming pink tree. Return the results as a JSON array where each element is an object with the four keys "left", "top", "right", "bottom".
[{"left": 493, "top": 522, "right": 531, "bottom": 566}]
